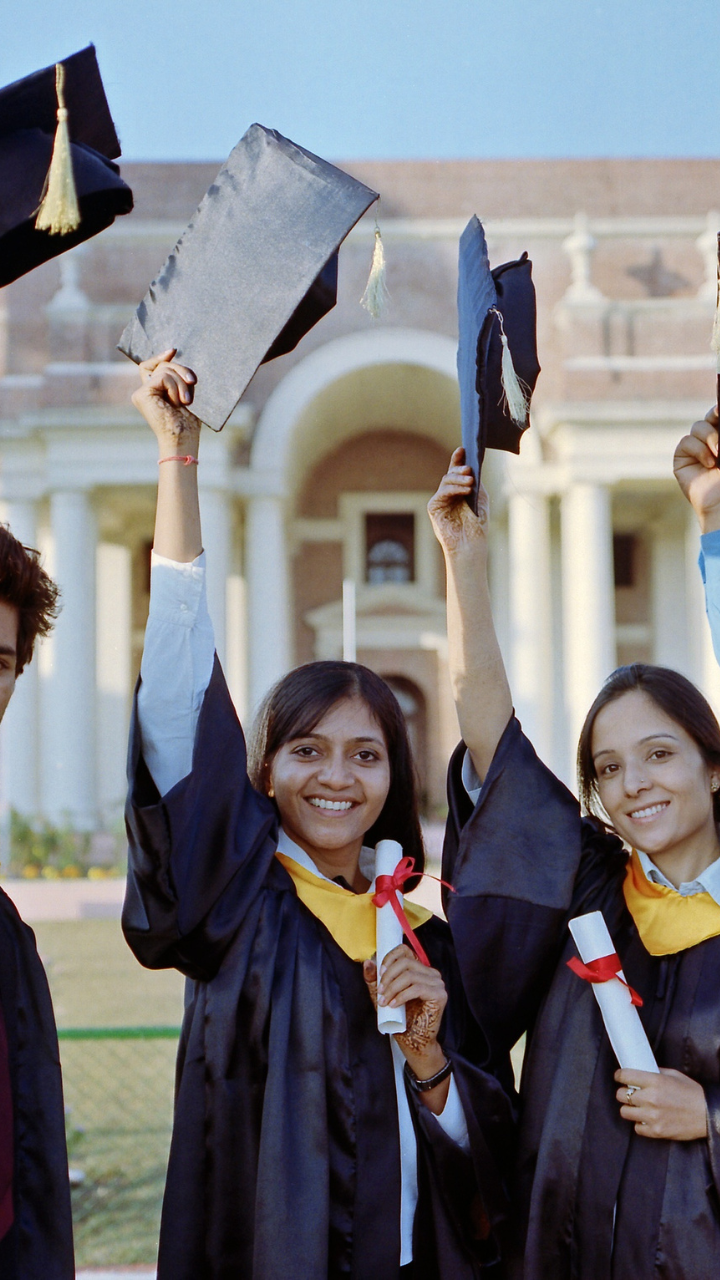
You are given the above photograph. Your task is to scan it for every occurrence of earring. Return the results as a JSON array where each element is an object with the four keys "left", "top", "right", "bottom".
[
  {"left": 712, "top": 779, "right": 719, "bottom": 794},
  {"left": 267, "top": 785, "right": 275, "bottom": 798}
]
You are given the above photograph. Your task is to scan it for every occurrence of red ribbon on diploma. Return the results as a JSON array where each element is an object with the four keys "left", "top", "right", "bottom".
[
  {"left": 567, "top": 952, "right": 643, "bottom": 1007},
  {"left": 373, "top": 856, "right": 456, "bottom": 968}
]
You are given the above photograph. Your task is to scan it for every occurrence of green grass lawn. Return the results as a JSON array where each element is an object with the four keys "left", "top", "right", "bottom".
[
  {"left": 33, "top": 919, "right": 185, "bottom": 1267},
  {"left": 33, "top": 917, "right": 185, "bottom": 1029}
]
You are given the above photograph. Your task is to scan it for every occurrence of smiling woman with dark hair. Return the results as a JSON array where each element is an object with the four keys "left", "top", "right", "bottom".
[
  {"left": 248, "top": 659, "right": 426, "bottom": 879},
  {"left": 430, "top": 448, "right": 720, "bottom": 1280},
  {"left": 122, "top": 354, "right": 513, "bottom": 1280}
]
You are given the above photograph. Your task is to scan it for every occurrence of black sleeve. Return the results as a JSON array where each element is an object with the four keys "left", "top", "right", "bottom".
[
  {"left": 410, "top": 920, "right": 516, "bottom": 1270},
  {"left": 410, "top": 1055, "right": 514, "bottom": 1273},
  {"left": 0, "top": 892, "right": 74, "bottom": 1279},
  {"left": 705, "top": 1082, "right": 720, "bottom": 1204},
  {"left": 123, "top": 656, "right": 279, "bottom": 981},
  {"left": 442, "top": 717, "right": 611, "bottom": 1055}
]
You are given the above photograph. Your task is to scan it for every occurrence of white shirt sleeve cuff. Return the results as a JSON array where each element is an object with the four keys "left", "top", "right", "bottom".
[
  {"left": 148, "top": 550, "right": 206, "bottom": 626},
  {"left": 434, "top": 1074, "right": 470, "bottom": 1151},
  {"left": 461, "top": 749, "right": 482, "bottom": 806}
]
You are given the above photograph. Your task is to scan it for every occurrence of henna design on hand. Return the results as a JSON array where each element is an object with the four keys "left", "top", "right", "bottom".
[{"left": 395, "top": 996, "right": 443, "bottom": 1054}]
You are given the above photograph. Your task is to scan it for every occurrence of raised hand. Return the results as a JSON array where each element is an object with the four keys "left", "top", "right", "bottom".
[
  {"left": 673, "top": 409, "right": 720, "bottom": 533},
  {"left": 615, "top": 1067, "right": 708, "bottom": 1140},
  {"left": 131, "top": 348, "right": 200, "bottom": 455},
  {"left": 427, "top": 447, "right": 489, "bottom": 555},
  {"left": 132, "top": 349, "right": 202, "bottom": 562}
]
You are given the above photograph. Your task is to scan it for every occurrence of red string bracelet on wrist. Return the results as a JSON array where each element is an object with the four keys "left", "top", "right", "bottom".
[{"left": 158, "top": 455, "right": 199, "bottom": 466}]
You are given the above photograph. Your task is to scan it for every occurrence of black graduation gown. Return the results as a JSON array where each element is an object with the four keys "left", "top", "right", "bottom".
[
  {"left": 0, "top": 888, "right": 74, "bottom": 1280},
  {"left": 443, "top": 716, "right": 720, "bottom": 1280},
  {"left": 123, "top": 660, "right": 515, "bottom": 1280}
]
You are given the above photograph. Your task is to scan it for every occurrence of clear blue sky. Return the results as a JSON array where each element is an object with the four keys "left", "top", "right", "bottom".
[{"left": 3, "top": 0, "right": 719, "bottom": 161}]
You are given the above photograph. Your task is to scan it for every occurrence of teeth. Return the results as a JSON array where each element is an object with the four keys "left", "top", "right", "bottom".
[
  {"left": 630, "top": 803, "right": 668, "bottom": 819},
  {"left": 308, "top": 798, "right": 353, "bottom": 811}
]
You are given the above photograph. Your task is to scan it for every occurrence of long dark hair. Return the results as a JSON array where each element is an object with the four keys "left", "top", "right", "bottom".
[
  {"left": 248, "top": 660, "right": 425, "bottom": 880},
  {"left": 577, "top": 663, "right": 720, "bottom": 824}
]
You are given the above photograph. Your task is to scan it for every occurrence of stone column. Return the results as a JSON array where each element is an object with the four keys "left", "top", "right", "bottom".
[
  {"left": 0, "top": 500, "right": 40, "bottom": 818},
  {"left": 561, "top": 483, "right": 615, "bottom": 781},
  {"left": 246, "top": 494, "right": 291, "bottom": 715},
  {"left": 43, "top": 490, "right": 97, "bottom": 829},
  {"left": 199, "top": 487, "right": 231, "bottom": 667},
  {"left": 652, "top": 518, "right": 689, "bottom": 673},
  {"left": 96, "top": 542, "right": 132, "bottom": 823},
  {"left": 508, "top": 490, "right": 552, "bottom": 760}
]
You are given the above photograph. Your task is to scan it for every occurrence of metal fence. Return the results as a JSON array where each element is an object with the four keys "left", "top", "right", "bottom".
[{"left": 58, "top": 1027, "right": 180, "bottom": 1269}]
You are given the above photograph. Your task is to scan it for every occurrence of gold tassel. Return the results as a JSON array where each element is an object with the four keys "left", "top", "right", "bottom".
[
  {"left": 360, "top": 226, "right": 389, "bottom": 319},
  {"left": 493, "top": 307, "right": 529, "bottom": 425},
  {"left": 35, "top": 63, "right": 80, "bottom": 236}
]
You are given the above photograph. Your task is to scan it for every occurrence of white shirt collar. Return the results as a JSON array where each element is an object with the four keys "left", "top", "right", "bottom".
[
  {"left": 636, "top": 847, "right": 720, "bottom": 907},
  {"left": 276, "top": 827, "right": 377, "bottom": 890}
]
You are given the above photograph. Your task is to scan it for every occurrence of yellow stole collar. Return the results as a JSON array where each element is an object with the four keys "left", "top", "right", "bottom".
[
  {"left": 623, "top": 849, "right": 720, "bottom": 956},
  {"left": 276, "top": 852, "right": 433, "bottom": 962}
]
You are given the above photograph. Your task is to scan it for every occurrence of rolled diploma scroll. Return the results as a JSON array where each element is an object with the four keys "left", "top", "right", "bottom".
[
  {"left": 569, "top": 911, "right": 658, "bottom": 1072},
  {"left": 375, "top": 839, "right": 407, "bottom": 1035}
]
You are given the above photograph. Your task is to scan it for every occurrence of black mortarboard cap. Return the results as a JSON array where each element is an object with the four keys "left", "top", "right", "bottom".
[
  {"left": 118, "top": 124, "right": 379, "bottom": 431},
  {"left": 0, "top": 45, "right": 133, "bottom": 288},
  {"left": 457, "top": 215, "right": 540, "bottom": 505}
]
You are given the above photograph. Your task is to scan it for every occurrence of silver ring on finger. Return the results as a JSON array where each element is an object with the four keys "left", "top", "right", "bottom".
[{"left": 626, "top": 1086, "right": 638, "bottom": 1102}]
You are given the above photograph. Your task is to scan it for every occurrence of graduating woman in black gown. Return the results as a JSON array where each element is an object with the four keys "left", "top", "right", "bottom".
[
  {"left": 122, "top": 355, "right": 513, "bottom": 1280},
  {"left": 428, "top": 448, "right": 720, "bottom": 1280}
]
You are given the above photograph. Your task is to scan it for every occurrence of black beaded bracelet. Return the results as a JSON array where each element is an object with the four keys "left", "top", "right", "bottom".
[{"left": 403, "top": 1057, "right": 452, "bottom": 1094}]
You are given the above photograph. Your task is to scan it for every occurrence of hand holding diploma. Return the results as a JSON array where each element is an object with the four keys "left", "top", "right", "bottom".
[
  {"left": 568, "top": 911, "right": 658, "bottom": 1072},
  {"left": 614, "top": 1068, "right": 709, "bottom": 1140},
  {"left": 374, "top": 840, "right": 408, "bottom": 1035},
  {"left": 364, "top": 942, "right": 450, "bottom": 1115},
  {"left": 363, "top": 840, "right": 450, "bottom": 1114}
]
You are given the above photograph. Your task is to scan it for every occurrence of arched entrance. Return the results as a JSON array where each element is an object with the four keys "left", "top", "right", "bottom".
[{"left": 245, "top": 327, "right": 461, "bottom": 807}]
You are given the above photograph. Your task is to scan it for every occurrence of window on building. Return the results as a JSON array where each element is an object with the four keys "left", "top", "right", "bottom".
[
  {"left": 365, "top": 514, "right": 415, "bottom": 584},
  {"left": 613, "top": 534, "right": 636, "bottom": 589},
  {"left": 614, "top": 530, "right": 652, "bottom": 665}
]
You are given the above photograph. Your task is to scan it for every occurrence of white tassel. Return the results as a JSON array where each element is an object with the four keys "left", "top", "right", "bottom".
[
  {"left": 360, "top": 226, "right": 389, "bottom": 319},
  {"left": 35, "top": 63, "right": 80, "bottom": 236},
  {"left": 494, "top": 307, "right": 529, "bottom": 425}
]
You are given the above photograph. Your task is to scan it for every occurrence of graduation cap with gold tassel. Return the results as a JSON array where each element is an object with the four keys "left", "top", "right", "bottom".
[
  {"left": 457, "top": 214, "right": 541, "bottom": 507},
  {"left": 0, "top": 45, "right": 133, "bottom": 287},
  {"left": 34, "top": 62, "right": 81, "bottom": 236}
]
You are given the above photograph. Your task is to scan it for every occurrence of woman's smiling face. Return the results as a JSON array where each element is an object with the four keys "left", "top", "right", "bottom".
[
  {"left": 592, "top": 689, "right": 720, "bottom": 867},
  {"left": 268, "top": 695, "right": 391, "bottom": 863}
]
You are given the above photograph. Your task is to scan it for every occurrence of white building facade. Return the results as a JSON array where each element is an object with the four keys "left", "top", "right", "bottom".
[{"left": 1, "top": 158, "right": 719, "bottom": 829}]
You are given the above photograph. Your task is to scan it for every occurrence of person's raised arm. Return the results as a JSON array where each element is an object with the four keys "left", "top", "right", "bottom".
[
  {"left": 125, "top": 353, "right": 278, "bottom": 976},
  {"left": 428, "top": 448, "right": 512, "bottom": 783},
  {"left": 131, "top": 349, "right": 213, "bottom": 798},
  {"left": 674, "top": 409, "right": 720, "bottom": 667},
  {"left": 131, "top": 348, "right": 201, "bottom": 560},
  {"left": 673, "top": 408, "right": 720, "bottom": 534}
]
